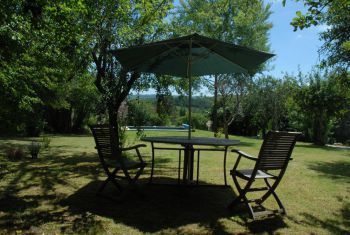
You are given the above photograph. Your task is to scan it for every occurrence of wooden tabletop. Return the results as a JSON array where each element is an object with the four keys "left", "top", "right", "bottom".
[{"left": 141, "top": 136, "right": 240, "bottom": 146}]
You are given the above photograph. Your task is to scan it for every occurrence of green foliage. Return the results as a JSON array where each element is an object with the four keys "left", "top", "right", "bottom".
[
  {"left": 293, "top": 69, "right": 350, "bottom": 145},
  {"left": 127, "top": 100, "right": 161, "bottom": 127},
  {"left": 153, "top": 76, "right": 175, "bottom": 123},
  {"left": 288, "top": 0, "right": 350, "bottom": 67},
  {"left": 28, "top": 140, "right": 41, "bottom": 159},
  {"left": 0, "top": 0, "right": 173, "bottom": 137},
  {"left": 216, "top": 73, "right": 252, "bottom": 138},
  {"left": 248, "top": 75, "right": 293, "bottom": 136},
  {"left": 174, "top": 0, "right": 272, "bottom": 138},
  {"left": 0, "top": 0, "right": 94, "bottom": 134},
  {"left": 41, "top": 136, "right": 51, "bottom": 149},
  {"left": 175, "top": 0, "right": 272, "bottom": 75},
  {"left": 68, "top": 74, "right": 100, "bottom": 132},
  {"left": 83, "top": 0, "right": 173, "bottom": 150},
  {"left": 178, "top": 112, "right": 208, "bottom": 130}
]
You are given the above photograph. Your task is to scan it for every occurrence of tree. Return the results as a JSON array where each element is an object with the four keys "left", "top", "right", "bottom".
[
  {"left": 287, "top": 0, "right": 350, "bottom": 68},
  {"left": 83, "top": 0, "right": 172, "bottom": 148},
  {"left": 0, "top": 0, "right": 91, "bottom": 135},
  {"left": 174, "top": 0, "right": 273, "bottom": 137},
  {"left": 151, "top": 75, "right": 176, "bottom": 125},
  {"left": 217, "top": 74, "right": 251, "bottom": 138},
  {"left": 246, "top": 76, "right": 291, "bottom": 138},
  {"left": 294, "top": 69, "right": 349, "bottom": 145}
]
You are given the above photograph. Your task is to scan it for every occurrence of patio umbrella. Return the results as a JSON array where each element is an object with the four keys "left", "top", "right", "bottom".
[{"left": 111, "top": 33, "right": 274, "bottom": 138}]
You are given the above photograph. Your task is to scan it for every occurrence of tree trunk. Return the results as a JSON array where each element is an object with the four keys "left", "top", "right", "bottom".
[
  {"left": 223, "top": 109, "right": 229, "bottom": 139},
  {"left": 262, "top": 128, "right": 266, "bottom": 139},
  {"left": 72, "top": 108, "right": 87, "bottom": 132},
  {"left": 224, "top": 122, "right": 229, "bottom": 139},
  {"left": 108, "top": 104, "right": 121, "bottom": 157},
  {"left": 313, "top": 113, "right": 327, "bottom": 146}
]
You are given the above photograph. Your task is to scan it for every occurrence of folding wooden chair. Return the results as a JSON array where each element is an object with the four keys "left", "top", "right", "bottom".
[
  {"left": 228, "top": 131, "right": 301, "bottom": 219},
  {"left": 89, "top": 124, "right": 146, "bottom": 194}
]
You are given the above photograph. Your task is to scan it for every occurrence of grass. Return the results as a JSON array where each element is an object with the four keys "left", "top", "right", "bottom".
[{"left": 0, "top": 130, "right": 349, "bottom": 234}]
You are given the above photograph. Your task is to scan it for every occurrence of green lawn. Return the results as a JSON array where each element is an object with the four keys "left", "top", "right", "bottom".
[{"left": 0, "top": 130, "right": 349, "bottom": 234}]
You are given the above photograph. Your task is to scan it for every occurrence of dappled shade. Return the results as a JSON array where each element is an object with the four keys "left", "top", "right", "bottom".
[{"left": 61, "top": 179, "right": 238, "bottom": 232}]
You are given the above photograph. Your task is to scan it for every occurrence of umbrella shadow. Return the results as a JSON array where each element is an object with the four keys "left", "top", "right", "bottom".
[
  {"left": 287, "top": 199, "right": 350, "bottom": 235},
  {"left": 60, "top": 178, "right": 238, "bottom": 233},
  {"left": 308, "top": 160, "right": 350, "bottom": 180}
]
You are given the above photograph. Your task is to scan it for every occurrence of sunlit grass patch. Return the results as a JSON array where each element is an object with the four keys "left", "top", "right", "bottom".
[{"left": 0, "top": 130, "right": 349, "bottom": 234}]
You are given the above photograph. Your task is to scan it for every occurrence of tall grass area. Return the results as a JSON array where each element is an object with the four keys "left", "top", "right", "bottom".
[{"left": 0, "top": 130, "right": 349, "bottom": 234}]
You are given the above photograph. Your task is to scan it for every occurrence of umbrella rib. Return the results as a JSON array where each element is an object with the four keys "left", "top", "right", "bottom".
[
  {"left": 128, "top": 45, "right": 181, "bottom": 71},
  {"left": 113, "top": 34, "right": 198, "bottom": 51},
  {"left": 128, "top": 41, "right": 190, "bottom": 73},
  {"left": 190, "top": 41, "right": 219, "bottom": 63},
  {"left": 204, "top": 45, "right": 249, "bottom": 73},
  {"left": 146, "top": 41, "right": 190, "bottom": 73},
  {"left": 163, "top": 42, "right": 190, "bottom": 64}
]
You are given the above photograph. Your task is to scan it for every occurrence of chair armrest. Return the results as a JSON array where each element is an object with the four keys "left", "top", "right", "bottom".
[
  {"left": 231, "top": 149, "right": 257, "bottom": 161},
  {"left": 121, "top": 144, "right": 147, "bottom": 151},
  {"left": 121, "top": 144, "right": 147, "bottom": 163}
]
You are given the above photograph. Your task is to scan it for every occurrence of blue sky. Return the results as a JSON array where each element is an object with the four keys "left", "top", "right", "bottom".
[
  {"left": 172, "top": 0, "right": 325, "bottom": 77},
  {"left": 267, "top": 0, "right": 324, "bottom": 77},
  {"left": 139, "top": 0, "right": 326, "bottom": 95}
]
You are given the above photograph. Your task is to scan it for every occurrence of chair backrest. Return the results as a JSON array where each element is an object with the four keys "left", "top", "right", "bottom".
[
  {"left": 89, "top": 124, "right": 119, "bottom": 161},
  {"left": 257, "top": 131, "right": 300, "bottom": 171}
]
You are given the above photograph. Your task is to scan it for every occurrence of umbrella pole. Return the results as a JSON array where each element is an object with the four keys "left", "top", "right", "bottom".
[{"left": 187, "top": 38, "right": 192, "bottom": 139}]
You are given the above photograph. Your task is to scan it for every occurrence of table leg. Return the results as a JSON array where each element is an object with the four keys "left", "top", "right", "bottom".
[
  {"left": 183, "top": 145, "right": 194, "bottom": 183},
  {"left": 189, "top": 147, "right": 194, "bottom": 181},
  {"left": 149, "top": 142, "right": 155, "bottom": 184},
  {"left": 196, "top": 150, "right": 200, "bottom": 185},
  {"left": 183, "top": 147, "right": 188, "bottom": 183},
  {"left": 224, "top": 146, "right": 228, "bottom": 186},
  {"left": 178, "top": 150, "right": 182, "bottom": 184}
]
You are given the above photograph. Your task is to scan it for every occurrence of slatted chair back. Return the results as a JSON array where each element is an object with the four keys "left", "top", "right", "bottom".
[
  {"left": 90, "top": 124, "right": 122, "bottom": 163},
  {"left": 89, "top": 124, "right": 147, "bottom": 194},
  {"left": 256, "top": 131, "right": 299, "bottom": 171}
]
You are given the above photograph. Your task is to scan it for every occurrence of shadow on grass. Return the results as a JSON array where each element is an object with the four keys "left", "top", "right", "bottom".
[
  {"left": 235, "top": 141, "right": 257, "bottom": 147},
  {"left": 61, "top": 178, "right": 235, "bottom": 233},
  {"left": 296, "top": 142, "right": 350, "bottom": 153},
  {"left": 308, "top": 161, "right": 350, "bottom": 180},
  {"left": 1, "top": 151, "right": 100, "bottom": 196},
  {"left": 288, "top": 200, "right": 350, "bottom": 235},
  {"left": 0, "top": 143, "right": 290, "bottom": 234},
  {"left": 239, "top": 216, "right": 288, "bottom": 234},
  {"left": 60, "top": 178, "right": 289, "bottom": 234}
]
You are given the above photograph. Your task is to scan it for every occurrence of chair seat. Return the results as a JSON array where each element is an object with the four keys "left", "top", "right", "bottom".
[
  {"left": 231, "top": 169, "right": 275, "bottom": 180},
  {"left": 106, "top": 158, "right": 146, "bottom": 170}
]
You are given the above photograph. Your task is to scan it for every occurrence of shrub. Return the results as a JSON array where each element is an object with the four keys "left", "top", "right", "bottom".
[
  {"left": 41, "top": 136, "right": 51, "bottom": 149},
  {"left": 28, "top": 141, "right": 41, "bottom": 159},
  {"left": 6, "top": 148, "right": 24, "bottom": 161}
]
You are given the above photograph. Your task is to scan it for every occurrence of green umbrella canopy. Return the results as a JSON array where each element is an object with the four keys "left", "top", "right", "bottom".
[
  {"left": 111, "top": 33, "right": 274, "bottom": 77},
  {"left": 111, "top": 33, "right": 274, "bottom": 138}
]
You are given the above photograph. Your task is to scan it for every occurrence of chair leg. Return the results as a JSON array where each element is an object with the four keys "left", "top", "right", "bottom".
[
  {"left": 229, "top": 175, "right": 255, "bottom": 218},
  {"left": 98, "top": 168, "right": 122, "bottom": 194},
  {"left": 229, "top": 174, "right": 259, "bottom": 219},
  {"left": 228, "top": 174, "right": 244, "bottom": 209},
  {"left": 257, "top": 178, "right": 286, "bottom": 214},
  {"left": 131, "top": 165, "right": 145, "bottom": 184}
]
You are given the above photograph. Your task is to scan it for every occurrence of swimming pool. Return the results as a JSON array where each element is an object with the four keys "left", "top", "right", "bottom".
[{"left": 126, "top": 124, "right": 189, "bottom": 131}]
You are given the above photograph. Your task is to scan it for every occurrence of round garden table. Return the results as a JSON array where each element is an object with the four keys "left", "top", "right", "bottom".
[{"left": 141, "top": 136, "right": 240, "bottom": 185}]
